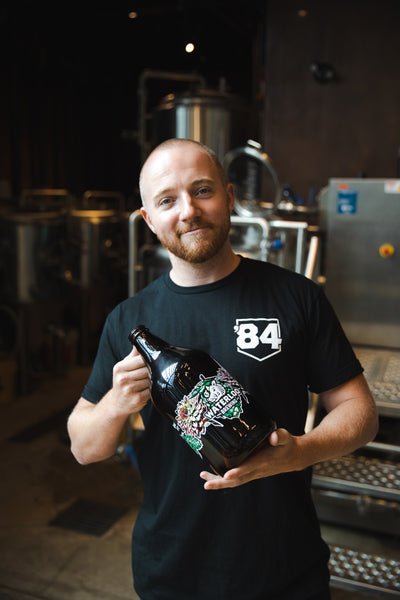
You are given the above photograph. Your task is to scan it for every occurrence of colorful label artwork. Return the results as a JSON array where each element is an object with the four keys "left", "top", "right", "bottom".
[{"left": 173, "top": 367, "right": 248, "bottom": 456}]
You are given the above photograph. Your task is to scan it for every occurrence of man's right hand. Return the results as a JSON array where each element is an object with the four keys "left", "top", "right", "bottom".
[
  {"left": 68, "top": 348, "right": 151, "bottom": 465},
  {"left": 111, "top": 347, "right": 151, "bottom": 416}
]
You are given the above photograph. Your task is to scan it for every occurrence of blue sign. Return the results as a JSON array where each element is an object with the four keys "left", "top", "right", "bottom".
[{"left": 337, "top": 189, "right": 358, "bottom": 214}]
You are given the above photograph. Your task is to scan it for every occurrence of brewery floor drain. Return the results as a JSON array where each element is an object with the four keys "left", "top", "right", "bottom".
[{"left": 49, "top": 499, "right": 128, "bottom": 536}]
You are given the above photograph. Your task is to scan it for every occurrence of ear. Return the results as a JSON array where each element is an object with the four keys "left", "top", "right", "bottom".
[
  {"left": 140, "top": 206, "right": 156, "bottom": 234},
  {"left": 227, "top": 183, "right": 235, "bottom": 212}
]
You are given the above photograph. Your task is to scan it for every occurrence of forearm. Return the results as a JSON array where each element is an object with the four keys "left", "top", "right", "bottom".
[
  {"left": 68, "top": 391, "right": 131, "bottom": 465},
  {"left": 296, "top": 393, "right": 378, "bottom": 471},
  {"left": 200, "top": 374, "right": 379, "bottom": 490}
]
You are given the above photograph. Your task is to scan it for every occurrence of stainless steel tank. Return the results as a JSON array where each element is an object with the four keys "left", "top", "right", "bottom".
[
  {"left": 68, "top": 191, "right": 126, "bottom": 289},
  {"left": 0, "top": 208, "right": 68, "bottom": 304},
  {"left": 67, "top": 192, "right": 128, "bottom": 364},
  {"left": 151, "top": 88, "right": 256, "bottom": 161}
]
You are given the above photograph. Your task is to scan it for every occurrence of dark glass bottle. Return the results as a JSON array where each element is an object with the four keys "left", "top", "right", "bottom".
[{"left": 129, "top": 325, "right": 276, "bottom": 476}]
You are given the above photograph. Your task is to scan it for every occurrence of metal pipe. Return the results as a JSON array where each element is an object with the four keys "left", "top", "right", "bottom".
[
  {"left": 295, "top": 226, "right": 305, "bottom": 274},
  {"left": 128, "top": 210, "right": 143, "bottom": 297},
  {"left": 366, "top": 441, "right": 400, "bottom": 455},
  {"left": 304, "top": 235, "right": 320, "bottom": 280},
  {"left": 269, "top": 220, "right": 308, "bottom": 274},
  {"left": 231, "top": 216, "right": 270, "bottom": 261},
  {"left": 268, "top": 220, "right": 308, "bottom": 230}
]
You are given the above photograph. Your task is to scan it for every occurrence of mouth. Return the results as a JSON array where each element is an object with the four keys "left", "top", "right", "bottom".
[
  {"left": 179, "top": 224, "right": 210, "bottom": 237},
  {"left": 182, "top": 227, "right": 204, "bottom": 235}
]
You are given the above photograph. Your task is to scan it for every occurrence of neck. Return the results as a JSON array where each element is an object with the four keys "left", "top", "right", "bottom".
[{"left": 168, "top": 245, "right": 241, "bottom": 287}]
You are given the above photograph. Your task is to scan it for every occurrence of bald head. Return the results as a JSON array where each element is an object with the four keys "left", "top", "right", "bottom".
[{"left": 139, "top": 139, "right": 227, "bottom": 206}]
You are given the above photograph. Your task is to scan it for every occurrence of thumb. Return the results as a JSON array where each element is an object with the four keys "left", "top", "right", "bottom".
[{"left": 269, "top": 428, "right": 291, "bottom": 447}]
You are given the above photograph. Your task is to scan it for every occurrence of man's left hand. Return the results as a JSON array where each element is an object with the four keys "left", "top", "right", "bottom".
[{"left": 199, "top": 428, "right": 299, "bottom": 490}]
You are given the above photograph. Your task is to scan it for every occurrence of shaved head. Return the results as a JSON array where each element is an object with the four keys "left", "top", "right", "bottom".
[{"left": 139, "top": 139, "right": 227, "bottom": 206}]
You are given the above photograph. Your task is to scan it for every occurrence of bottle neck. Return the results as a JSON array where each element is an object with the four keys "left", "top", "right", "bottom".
[{"left": 130, "top": 327, "right": 164, "bottom": 362}]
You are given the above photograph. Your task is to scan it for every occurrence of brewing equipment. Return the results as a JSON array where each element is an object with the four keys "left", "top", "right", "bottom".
[
  {"left": 0, "top": 189, "right": 70, "bottom": 304},
  {"left": 0, "top": 189, "right": 72, "bottom": 391},
  {"left": 322, "top": 179, "right": 400, "bottom": 349},
  {"left": 68, "top": 191, "right": 126, "bottom": 289},
  {"left": 224, "top": 140, "right": 322, "bottom": 278},
  {"left": 152, "top": 87, "right": 255, "bottom": 162},
  {"left": 224, "top": 139, "right": 280, "bottom": 218},
  {"left": 68, "top": 191, "right": 128, "bottom": 363},
  {"left": 310, "top": 178, "right": 400, "bottom": 597},
  {"left": 138, "top": 70, "right": 206, "bottom": 161}
]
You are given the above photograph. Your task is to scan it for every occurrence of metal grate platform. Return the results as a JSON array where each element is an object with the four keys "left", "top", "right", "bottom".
[
  {"left": 329, "top": 544, "right": 400, "bottom": 596},
  {"left": 355, "top": 347, "right": 400, "bottom": 418},
  {"left": 355, "top": 347, "right": 400, "bottom": 383},
  {"left": 369, "top": 381, "right": 400, "bottom": 417},
  {"left": 313, "top": 455, "right": 400, "bottom": 501}
]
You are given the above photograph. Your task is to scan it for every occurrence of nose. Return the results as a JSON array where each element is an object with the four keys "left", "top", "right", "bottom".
[{"left": 179, "top": 193, "right": 201, "bottom": 220}]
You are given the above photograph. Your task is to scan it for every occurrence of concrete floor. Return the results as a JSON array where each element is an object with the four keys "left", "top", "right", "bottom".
[{"left": 0, "top": 367, "right": 397, "bottom": 599}]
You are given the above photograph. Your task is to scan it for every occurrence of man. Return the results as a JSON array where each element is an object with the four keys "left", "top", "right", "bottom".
[{"left": 68, "top": 138, "right": 378, "bottom": 599}]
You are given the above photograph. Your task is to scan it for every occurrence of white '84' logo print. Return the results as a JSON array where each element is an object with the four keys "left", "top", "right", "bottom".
[{"left": 234, "top": 318, "right": 282, "bottom": 361}]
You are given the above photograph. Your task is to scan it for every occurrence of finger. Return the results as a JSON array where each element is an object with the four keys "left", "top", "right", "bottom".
[
  {"left": 121, "top": 350, "right": 147, "bottom": 373},
  {"left": 199, "top": 471, "right": 227, "bottom": 489},
  {"left": 134, "top": 387, "right": 152, "bottom": 406},
  {"left": 200, "top": 470, "right": 246, "bottom": 490},
  {"left": 200, "top": 469, "right": 240, "bottom": 482},
  {"left": 199, "top": 471, "right": 219, "bottom": 482},
  {"left": 269, "top": 428, "right": 290, "bottom": 446}
]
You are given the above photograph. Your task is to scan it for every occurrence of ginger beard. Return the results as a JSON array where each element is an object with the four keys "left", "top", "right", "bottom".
[{"left": 156, "top": 200, "right": 232, "bottom": 264}]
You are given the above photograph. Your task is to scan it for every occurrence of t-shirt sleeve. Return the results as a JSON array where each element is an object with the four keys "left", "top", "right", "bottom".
[
  {"left": 81, "top": 308, "right": 123, "bottom": 403},
  {"left": 305, "top": 287, "right": 363, "bottom": 394}
]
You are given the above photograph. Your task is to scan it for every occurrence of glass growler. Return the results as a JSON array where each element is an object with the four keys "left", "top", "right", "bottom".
[{"left": 129, "top": 325, "right": 276, "bottom": 476}]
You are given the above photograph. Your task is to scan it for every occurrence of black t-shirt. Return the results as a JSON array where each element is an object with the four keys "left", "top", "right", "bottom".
[{"left": 82, "top": 257, "right": 362, "bottom": 600}]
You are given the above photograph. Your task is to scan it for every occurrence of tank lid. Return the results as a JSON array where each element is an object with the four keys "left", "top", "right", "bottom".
[{"left": 156, "top": 88, "right": 248, "bottom": 109}]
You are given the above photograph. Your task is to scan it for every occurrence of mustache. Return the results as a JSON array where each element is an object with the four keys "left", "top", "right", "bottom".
[{"left": 176, "top": 220, "right": 212, "bottom": 235}]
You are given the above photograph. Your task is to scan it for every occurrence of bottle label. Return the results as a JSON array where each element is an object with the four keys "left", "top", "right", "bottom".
[{"left": 173, "top": 367, "right": 248, "bottom": 456}]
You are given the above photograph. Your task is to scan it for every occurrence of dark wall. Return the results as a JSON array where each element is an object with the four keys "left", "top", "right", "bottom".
[
  {"left": 263, "top": 0, "right": 400, "bottom": 201},
  {"left": 0, "top": 2, "right": 263, "bottom": 205},
  {"left": 3, "top": 1, "right": 398, "bottom": 206},
  {"left": 1, "top": 5, "right": 144, "bottom": 202}
]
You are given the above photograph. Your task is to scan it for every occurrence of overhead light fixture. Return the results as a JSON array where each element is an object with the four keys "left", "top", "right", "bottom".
[{"left": 185, "top": 42, "right": 195, "bottom": 53}]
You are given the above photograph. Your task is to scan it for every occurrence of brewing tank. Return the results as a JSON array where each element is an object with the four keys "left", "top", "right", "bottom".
[
  {"left": 0, "top": 208, "right": 67, "bottom": 304},
  {"left": 151, "top": 88, "right": 256, "bottom": 161},
  {"left": 67, "top": 191, "right": 126, "bottom": 289}
]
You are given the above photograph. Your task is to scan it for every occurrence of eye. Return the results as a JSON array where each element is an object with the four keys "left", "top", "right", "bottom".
[
  {"left": 158, "top": 196, "right": 175, "bottom": 208},
  {"left": 196, "top": 186, "right": 213, "bottom": 197}
]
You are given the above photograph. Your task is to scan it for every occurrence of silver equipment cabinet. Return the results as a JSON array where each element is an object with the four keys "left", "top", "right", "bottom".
[{"left": 322, "top": 178, "right": 400, "bottom": 349}]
